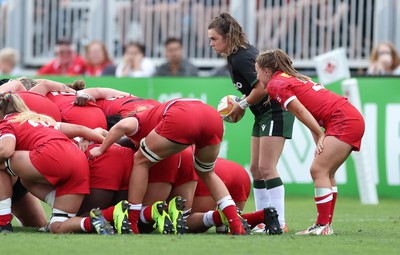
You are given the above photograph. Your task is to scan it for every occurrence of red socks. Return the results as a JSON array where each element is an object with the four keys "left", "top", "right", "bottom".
[
  {"left": 212, "top": 211, "right": 223, "bottom": 226},
  {"left": 0, "top": 214, "right": 12, "bottom": 226},
  {"left": 241, "top": 210, "right": 264, "bottom": 228},
  {"left": 128, "top": 203, "right": 141, "bottom": 234},
  {"left": 83, "top": 217, "right": 92, "bottom": 232},
  {"left": 101, "top": 206, "right": 114, "bottom": 222},
  {"left": 142, "top": 206, "right": 153, "bottom": 223},
  {"left": 329, "top": 187, "right": 338, "bottom": 224},
  {"left": 315, "top": 188, "right": 333, "bottom": 225}
]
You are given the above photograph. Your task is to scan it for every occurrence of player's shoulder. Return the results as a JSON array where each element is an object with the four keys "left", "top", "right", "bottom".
[{"left": 231, "top": 44, "right": 258, "bottom": 61}]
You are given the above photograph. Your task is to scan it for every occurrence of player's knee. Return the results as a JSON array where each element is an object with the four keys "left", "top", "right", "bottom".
[{"left": 49, "top": 208, "right": 76, "bottom": 233}]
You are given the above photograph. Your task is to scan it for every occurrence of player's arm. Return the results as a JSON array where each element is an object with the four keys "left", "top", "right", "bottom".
[
  {"left": 0, "top": 136, "right": 16, "bottom": 164},
  {"left": 58, "top": 122, "right": 105, "bottom": 143},
  {"left": 286, "top": 98, "right": 325, "bottom": 155},
  {"left": 74, "top": 87, "right": 133, "bottom": 106},
  {"left": 243, "top": 80, "right": 269, "bottom": 105},
  {"left": 89, "top": 117, "right": 138, "bottom": 157},
  {"left": 0, "top": 80, "right": 27, "bottom": 93},
  {"left": 229, "top": 55, "right": 268, "bottom": 121},
  {"left": 29, "top": 79, "right": 76, "bottom": 95}
]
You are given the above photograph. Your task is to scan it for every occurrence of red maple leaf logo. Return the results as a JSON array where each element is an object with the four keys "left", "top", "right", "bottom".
[{"left": 324, "top": 62, "right": 336, "bottom": 74}]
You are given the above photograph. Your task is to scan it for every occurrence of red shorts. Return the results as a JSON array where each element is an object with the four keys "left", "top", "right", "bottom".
[
  {"left": 325, "top": 102, "right": 365, "bottom": 151},
  {"left": 30, "top": 140, "right": 90, "bottom": 197},
  {"left": 155, "top": 101, "right": 223, "bottom": 148},
  {"left": 195, "top": 158, "right": 251, "bottom": 202},
  {"left": 86, "top": 144, "right": 133, "bottom": 191},
  {"left": 174, "top": 147, "right": 198, "bottom": 187},
  {"left": 148, "top": 153, "right": 181, "bottom": 184}
]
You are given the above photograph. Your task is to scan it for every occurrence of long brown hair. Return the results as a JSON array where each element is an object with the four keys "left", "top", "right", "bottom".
[
  {"left": 84, "top": 40, "right": 112, "bottom": 66},
  {"left": 369, "top": 42, "right": 400, "bottom": 71},
  {"left": 208, "top": 12, "right": 248, "bottom": 56},
  {"left": 256, "top": 49, "right": 310, "bottom": 82},
  {"left": 17, "top": 77, "right": 38, "bottom": 90},
  {"left": 0, "top": 92, "right": 56, "bottom": 125}
]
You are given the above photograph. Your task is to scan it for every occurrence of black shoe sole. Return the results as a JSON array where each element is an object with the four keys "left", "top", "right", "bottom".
[{"left": 263, "top": 207, "right": 283, "bottom": 235}]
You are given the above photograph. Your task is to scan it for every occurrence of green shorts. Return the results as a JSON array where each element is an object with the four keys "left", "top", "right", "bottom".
[{"left": 252, "top": 109, "right": 295, "bottom": 138}]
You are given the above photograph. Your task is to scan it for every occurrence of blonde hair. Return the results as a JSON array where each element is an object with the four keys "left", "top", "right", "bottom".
[
  {"left": 0, "top": 92, "right": 56, "bottom": 126},
  {"left": 208, "top": 12, "right": 248, "bottom": 56},
  {"left": 256, "top": 49, "right": 310, "bottom": 82},
  {"left": 0, "top": 48, "right": 18, "bottom": 67}
]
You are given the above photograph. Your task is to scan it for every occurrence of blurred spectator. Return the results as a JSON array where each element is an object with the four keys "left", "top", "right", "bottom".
[
  {"left": 155, "top": 37, "right": 198, "bottom": 76},
  {"left": 115, "top": 42, "right": 155, "bottom": 78},
  {"left": 0, "top": 47, "right": 20, "bottom": 76},
  {"left": 84, "top": 40, "right": 115, "bottom": 77},
  {"left": 367, "top": 42, "right": 400, "bottom": 75},
  {"left": 209, "top": 58, "right": 229, "bottom": 77},
  {"left": 37, "top": 38, "right": 86, "bottom": 76}
]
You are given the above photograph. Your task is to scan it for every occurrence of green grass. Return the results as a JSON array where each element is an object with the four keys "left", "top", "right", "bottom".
[{"left": 1, "top": 197, "right": 399, "bottom": 255}]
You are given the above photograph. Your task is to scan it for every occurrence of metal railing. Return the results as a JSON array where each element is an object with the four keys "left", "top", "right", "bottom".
[{"left": 1, "top": 0, "right": 398, "bottom": 71}]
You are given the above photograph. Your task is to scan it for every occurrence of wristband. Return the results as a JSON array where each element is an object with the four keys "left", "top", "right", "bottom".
[{"left": 238, "top": 99, "right": 251, "bottom": 109}]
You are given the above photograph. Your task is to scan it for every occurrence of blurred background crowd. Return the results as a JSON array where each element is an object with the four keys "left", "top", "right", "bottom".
[{"left": 1, "top": 0, "right": 399, "bottom": 78}]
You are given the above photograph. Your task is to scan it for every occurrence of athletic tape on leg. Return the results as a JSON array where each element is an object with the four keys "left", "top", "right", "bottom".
[
  {"left": 50, "top": 208, "right": 76, "bottom": 224},
  {"left": 5, "top": 158, "right": 16, "bottom": 176},
  {"left": 194, "top": 156, "right": 216, "bottom": 172},
  {"left": 139, "top": 138, "right": 164, "bottom": 163}
]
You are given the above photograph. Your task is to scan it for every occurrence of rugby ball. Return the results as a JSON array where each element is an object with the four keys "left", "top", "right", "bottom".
[{"left": 217, "top": 95, "right": 245, "bottom": 123}]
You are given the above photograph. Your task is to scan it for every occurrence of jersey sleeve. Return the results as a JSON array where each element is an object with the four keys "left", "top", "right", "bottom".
[
  {"left": 0, "top": 122, "right": 16, "bottom": 140},
  {"left": 267, "top": 79, "right": 296, "bottom": 109}
]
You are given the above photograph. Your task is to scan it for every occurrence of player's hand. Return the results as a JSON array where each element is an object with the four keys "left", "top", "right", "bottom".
[
  {"left": 78, "top": 139, "right": 90, "bottom": 152},
  {"left": 74, "top": 94, "right": 91, "bottom": 106},
  {"left": 315, "top": 134, "right": 325, "bottom": 156},
  {"left": 227, "top": 101, "right": 245, "bottom": 123},
  {"left": 94, "top": 127, "right": 108, "bottom": 138},
  {"left": 89, "top": 146, "right": 103, "bottom": 158}
]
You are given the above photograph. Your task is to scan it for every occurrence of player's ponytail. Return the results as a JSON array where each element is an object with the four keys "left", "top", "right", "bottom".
[
  {"left": 0, "top": 91, "right": 30, "bottom": 115},
  {"left": 256, "top": 49, "right": 310, "bottom": 82},
  {"left": 66, "top": 80, "right": 86, "bottom": 91}
]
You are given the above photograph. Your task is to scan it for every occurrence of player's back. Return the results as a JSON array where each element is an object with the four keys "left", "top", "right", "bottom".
[
  {"left": 17, "top": 91, "right": 62, "bottom": 121},
  {"left": 0, "top": 113, "right": 70, "bottom": 150}
]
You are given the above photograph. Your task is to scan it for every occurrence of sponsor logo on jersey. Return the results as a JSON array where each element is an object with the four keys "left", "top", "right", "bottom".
[
  {"left": 234, "top": 82, "right": 243, "bottom": 89},
  {"left": 280, "top": 73, "right": 291, "bottom": 78},
  {"left": 261, "top": 124, "right": 266, "bottom": 131}
]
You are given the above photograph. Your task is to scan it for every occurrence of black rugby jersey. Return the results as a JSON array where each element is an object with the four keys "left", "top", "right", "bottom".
[{"left": 227, "top": 44, "right": 282, "bottom": 116}]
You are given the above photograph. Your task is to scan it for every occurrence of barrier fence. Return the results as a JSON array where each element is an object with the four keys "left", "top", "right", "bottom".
[{"left": 2, "top": 0, "right": 400, "bottom": 70}]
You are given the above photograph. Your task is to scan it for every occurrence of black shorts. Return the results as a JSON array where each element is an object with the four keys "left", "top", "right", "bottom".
[{"left": 12, "top": 178, "right": 28, "bottom": 203}]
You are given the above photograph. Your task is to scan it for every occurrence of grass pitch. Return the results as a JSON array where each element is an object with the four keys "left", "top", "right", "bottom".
[{"left": 1, "top": 197, "right": 399, "bottom": 255}]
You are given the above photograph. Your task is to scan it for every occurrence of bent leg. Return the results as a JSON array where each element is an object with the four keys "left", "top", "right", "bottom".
[
  {"left": 310, "top": 136, "right": 352, "bottom": 226},
  {"left": 12, "top": 192, "right": 47, "bottom": 227}
]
